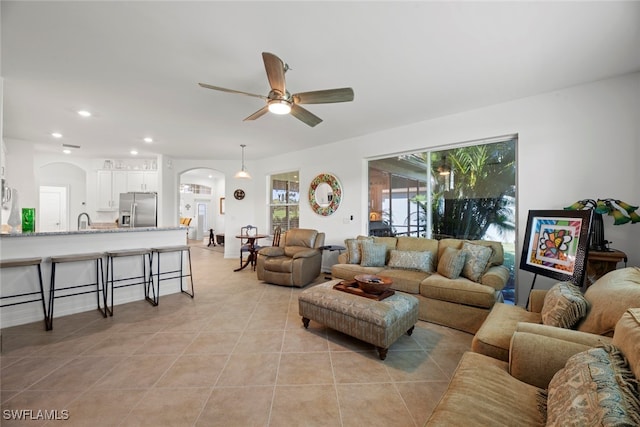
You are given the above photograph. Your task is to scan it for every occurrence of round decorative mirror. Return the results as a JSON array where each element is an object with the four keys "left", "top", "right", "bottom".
[{"left": 309, "top": 173, "right": 342, "bottom": 216}]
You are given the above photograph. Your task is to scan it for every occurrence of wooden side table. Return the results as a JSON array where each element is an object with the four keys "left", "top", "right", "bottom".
[{"left": 585, "top": 249, "right": 627, "bottom": 288}]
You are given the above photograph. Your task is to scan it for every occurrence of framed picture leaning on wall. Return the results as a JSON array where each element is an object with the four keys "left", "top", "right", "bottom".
[{"left": 520, "top": 209, "right": 593, "bottom": 286}]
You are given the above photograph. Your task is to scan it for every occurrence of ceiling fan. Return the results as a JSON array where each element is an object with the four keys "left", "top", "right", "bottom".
[{"left": 199, "top": 52, "right": 354, "bottom": 127}]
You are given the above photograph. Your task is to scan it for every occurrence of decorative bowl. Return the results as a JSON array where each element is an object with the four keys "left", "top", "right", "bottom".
[{"left": 354, "top": 274, "right": 393, "bottom": 295}]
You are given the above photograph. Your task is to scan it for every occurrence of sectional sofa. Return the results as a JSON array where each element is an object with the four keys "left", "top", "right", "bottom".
[{"left": 330, "top": 235, "right": 510, "bottom": 334}]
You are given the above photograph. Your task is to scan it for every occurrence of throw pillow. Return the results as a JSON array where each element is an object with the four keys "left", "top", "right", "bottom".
[
  {"left": 437, "top": 247, "right": 466, "bottom": 279},
  {"left": 460, "top": 242, "right": 493, "bottom": 282},
  {"left": 541, "top": 282, "right": 590, "bottom": 329},
  {"left": 360, "top": 241, "right": 387, "bottom": 267},
  {"left": 388, "top": 250, "right": 433, "bottom": 272},
  {"left": 345, "top": 239, "right": 361, "bottom": 264},
  {"left": 547, "top": 345, "right": 640, "bottom": 427}
]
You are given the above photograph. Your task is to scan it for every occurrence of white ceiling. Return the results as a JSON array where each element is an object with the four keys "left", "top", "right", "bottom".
[{"left": 2, "top": 1, "right": 639, "bottom": 162}]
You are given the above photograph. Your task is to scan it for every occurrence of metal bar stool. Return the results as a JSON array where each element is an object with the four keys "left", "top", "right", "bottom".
[
  {"left": 105, "top": 248, "right": 153, "bottom": 316},
  {"left": 150, "top": 245, "right": 195, "bottom": 302},
  {"left": 47, "top": 252, "right": 107, "bottom": 330},
  {"left": 0, "top": 257, "right": 48, "bottom": 329}
]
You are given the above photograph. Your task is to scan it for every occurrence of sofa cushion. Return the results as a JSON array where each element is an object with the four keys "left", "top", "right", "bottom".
[
  {"left": 437, "top": 247, "right": 466, "bottom": 279},
  {"left": 395, "top": 236, "right": 439, "bottom": 271},
  {"left": 541, "top": 282, "right": 589, "bottom": 329},
  {"left": 388, "top": 249, "right": 433, "bottom": 273},
  {"left": 263, "top": 256, "right": 293, "bottom": 273},
  {"left": 461, "top": 242, "right": 493, "bottom": 282},
  {"left": 360, "top": 241, "right": 387, "bottom": 267},
  {"left": 612, "top": 308, "right": 640, "bottom": 380},
  {"left": 378, "top": 268, "right": 429, "bottom": 294},
  {"left": 424, "top": 351, "right": 546, "bottom": 426},
  {"left": 285, "top": 228, "right": 318, "bottom": 248},
  {"left": 331, "top": 263, "right": 385, "bottom": 280},
  {"left": 345, "top": 239, "right": 361, "bottom": 264},
  {"left": 421, "top": 274, "right": 497, "bottom": 308},
  {"left": 546, "top": 345, "right": 640, "bottom": 427},
  {"left": 577, "top": 267, "right": 640, "bottom": 336}
]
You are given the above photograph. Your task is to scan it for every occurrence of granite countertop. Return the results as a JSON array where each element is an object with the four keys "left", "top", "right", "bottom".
[{"left": 0, "top": 226, "right": 187, "bottom": 238}]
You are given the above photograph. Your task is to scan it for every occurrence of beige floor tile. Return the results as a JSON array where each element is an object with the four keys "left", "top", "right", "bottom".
[
  {"left": 269, "top": 384, "right": 341, "bottom": 427},
  {"left": 196, "top": 386, "right": 274, "bottom": 427},
  {"left": 331, "top": 351, "right": 392, "bottom": 384},
  {"left": 1, "top": 357, "right": 71, "bottom": 390},
  {"left": 0, "top": 390, "right": 81, "bottom": 426},
  {"left": 395, "top": 380, "right": 451, "bottom": 426},
  {"left": 233, "top": 330, "right": 284, "bottom": 353},
  {"left": 183, "top": 331, "right": 240, "bottom": 354},
  {"left": 384, "top": 350, "right": 449, "bottom": 382},
  {"left": 122, "top": 387, "right": 210, "bottom": 426},
  {"left": 277, "top": 352, "right": 334, "bottom": 385},
  {"left": 326, "top": 329, "right": 376, "bottom": 353},
  {"left": 94, "top": 354, "right": 177, "bottom": 389},
  {"left": 337, "top": 383, "right": 416, "bottom": 427},
  {"left": 155, "top": 354, "right": 228, "bottom": 388},
  {"left": 81, "top": 332, "right": 153, "bottom": 356},
  {"left": 47, "top": 389, "right": 147, "bottom": 427},
  {"left": 28, "top": 356, "right": 123, "bottom": 391},
  {"left": 282, "top": 329, "right": 329, "bottom": 353},
  {"left": 133, "top": 332, "right": 196, "bottom": 355},
  {"left": 216, "top": 352, "right": 280, "bottom": 386}
]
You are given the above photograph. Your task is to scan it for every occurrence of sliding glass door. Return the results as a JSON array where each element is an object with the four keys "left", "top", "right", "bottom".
[{"left": 368, "top": 136, "right": 517, "bottom": 302}]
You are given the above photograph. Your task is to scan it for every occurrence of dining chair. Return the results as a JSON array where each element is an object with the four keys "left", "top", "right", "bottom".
[{"left": 239, "top": 225, "right": 259, "bottom": 268}]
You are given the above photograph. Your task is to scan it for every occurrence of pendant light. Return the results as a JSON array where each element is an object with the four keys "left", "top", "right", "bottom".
[{"left": 234, "top": 144, "right": 251, "bottom": 179}]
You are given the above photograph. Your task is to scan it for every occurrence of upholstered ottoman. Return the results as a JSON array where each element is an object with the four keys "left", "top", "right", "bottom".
[{"left": 298, "top": 280, "right": 419, "bottom": 360}]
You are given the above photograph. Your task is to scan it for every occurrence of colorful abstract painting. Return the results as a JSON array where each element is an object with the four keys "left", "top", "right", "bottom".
[{"left": 520, "top": 210, "right": 593, "bottom": 285}]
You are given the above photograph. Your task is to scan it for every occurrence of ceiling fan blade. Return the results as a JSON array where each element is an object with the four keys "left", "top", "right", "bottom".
[
  {"left": 293, "top": 88, "right": 354, "bottom": 104},
  {"left": 262, "top": 52, "right": 286, "bottom": 95},
  {"left": 243, "top": 105, "right": 269, "bottom": 121},
  {"left": 290, "top": 104, "right": 323, "bottom": 127},
  {"left": 198, "top": 83, "right": 266, "bottom": 100}
]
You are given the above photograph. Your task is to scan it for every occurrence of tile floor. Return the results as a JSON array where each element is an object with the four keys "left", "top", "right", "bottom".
[{"left": 1, "top": 243, "right": 472, "bottom": 426}]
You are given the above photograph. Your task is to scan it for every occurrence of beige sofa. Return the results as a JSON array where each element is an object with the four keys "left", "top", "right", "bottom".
[
  {"left": 256, "top": 228, "right": 325, "bottom": 287},
  {"left": 472, "top": 266, "right": 640, "bottom": 361},
  {"left": 425, "top": 308, "right": 640, "bottom": 426},
  {"left": 331, "top": 236, "right": 510, "bottom": 333}
]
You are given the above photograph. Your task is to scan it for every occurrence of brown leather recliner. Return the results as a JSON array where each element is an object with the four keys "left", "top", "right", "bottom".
[{"left": 256, "top": 228, "right": 325, "bottom": 287}]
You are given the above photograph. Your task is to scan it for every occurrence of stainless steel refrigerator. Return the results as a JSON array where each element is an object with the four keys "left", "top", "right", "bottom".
[{"left": 118, "top": 192, "right": 157, "bottom": 227}]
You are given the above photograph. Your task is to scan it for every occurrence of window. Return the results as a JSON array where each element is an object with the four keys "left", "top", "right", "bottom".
[
  {"left": 368, "top": 136, "right": 517, "bottom": 302},
  {"left": 269, "top": 171, "right": 300, "bottom": 232}
]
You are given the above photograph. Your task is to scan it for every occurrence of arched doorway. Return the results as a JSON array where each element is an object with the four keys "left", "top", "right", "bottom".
[{"left": 179, "top": 168, "right": 224, "bottom": 242}]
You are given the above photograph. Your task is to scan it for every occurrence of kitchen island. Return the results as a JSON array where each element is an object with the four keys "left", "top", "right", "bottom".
[{"left": 0, "top": 226, "right": 189, "bottom": 328}]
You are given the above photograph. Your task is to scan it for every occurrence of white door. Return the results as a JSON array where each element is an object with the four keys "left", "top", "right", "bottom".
[{"left": 39, "top": 186, "right": 68, "bottom": 231}]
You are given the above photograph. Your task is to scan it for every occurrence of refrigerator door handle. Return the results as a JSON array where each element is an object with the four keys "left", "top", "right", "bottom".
[{"left": 131, "top": 203, "right": 136, "bottom": 227}]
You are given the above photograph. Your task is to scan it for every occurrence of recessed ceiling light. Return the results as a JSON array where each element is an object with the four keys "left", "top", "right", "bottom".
[
  {"left": 63, "top": 149, "right": 71, "bottom": 154},
  {"left": 143, "top": 137, "right": 153, "bottom": 143},
  {"left": 51, "top": 132, "right": 63, "bottom": 138},
  {"left": 77, "top": 110, "right": 92, "bottom": 117},
  {"left": 130, "top": 150, "right": 138, "bottom": 155},
  {"left": 208, "top": 175, "right": 212, "bottom": 179}
]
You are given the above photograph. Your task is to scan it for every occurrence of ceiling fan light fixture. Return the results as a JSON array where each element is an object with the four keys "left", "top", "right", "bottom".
[
  {"left": 235, "top": 144, "right": 252, "bottom": 179},
  {"left": 268, "top": 99, "right": 292, "bottom": 115}
]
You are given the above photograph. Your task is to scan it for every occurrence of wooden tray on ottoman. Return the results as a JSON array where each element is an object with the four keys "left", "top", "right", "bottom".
[{"left": 334, "top": 280, "right": 395, "bottom": 301}]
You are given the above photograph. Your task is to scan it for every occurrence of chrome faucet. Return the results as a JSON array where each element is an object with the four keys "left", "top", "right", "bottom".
[{"left": 77, "top": 212, "right": 91, "bottom": 230}]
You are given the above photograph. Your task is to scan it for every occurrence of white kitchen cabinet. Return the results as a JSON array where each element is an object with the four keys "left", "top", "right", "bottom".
[
  {"left": 97, "top": 170, "right": 127, "bottom": 210},
  {"left": 127, "top": 170, "right": 157, "bottom": 192}
]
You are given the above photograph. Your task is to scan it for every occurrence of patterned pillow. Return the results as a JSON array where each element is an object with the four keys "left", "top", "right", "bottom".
[
  {"left": 461, "top": 242, "right": 493, "bottom": 282},
  {"left": 547, "top": 345, "right": 640, "bottom": 427},
  {"left": 437, "top": 247, "right": 466, "bottom": 279},
  {"left": 388, "top": 250, "right": 433, "bottom": 272},
  {"left": 360, "top": 241, "right": 387, "bottom": 267},
  {"left": 541, "top": 282, "right": 590, "bottom": 329},
  {"left": 345, "top": 239, "right": 361, "bottom": 264}
]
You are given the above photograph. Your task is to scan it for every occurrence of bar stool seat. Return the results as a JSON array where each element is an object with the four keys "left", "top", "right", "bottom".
[
  {"left": 150, "top": 245, "right": 195, "bottom": 301},
  {"left": 0, "top": 257, "right": 47, "bottom": 329},
  {"left": 48, "top": 252, "right": 106, "bottom": 330},
  {"left": 105, "top": 248, "right": 153, "bottom": 315}
]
